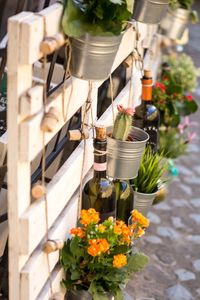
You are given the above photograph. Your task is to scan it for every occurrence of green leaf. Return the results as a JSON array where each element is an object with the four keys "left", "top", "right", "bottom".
[
  {"left": 127, "top": 253, "right": 149, "bottom": 274},
  {"left": 70, "top": 237, "right": 85, "bottom": 259},
  {"left": 71, "top": 269, "right": 81, "bottom": 280},
  {"left": 175, "top": 100, "right": 198, "bottom": 116}
]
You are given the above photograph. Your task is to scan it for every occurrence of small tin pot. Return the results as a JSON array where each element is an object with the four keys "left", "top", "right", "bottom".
[
  {"left": 69, "top": 34, "right": 123, "bottom": 81},
  {"left": 132, "top": 0, "right": 169, "bottom": 24},
  {"left": 133, "top": 190, "right": 157, "bottom": 216},
  {"left": 107, "top": 126, "right": 149, "bottom": 180},
  {"left": 159, "top": 8, "right": 190, "bottom": 40}
]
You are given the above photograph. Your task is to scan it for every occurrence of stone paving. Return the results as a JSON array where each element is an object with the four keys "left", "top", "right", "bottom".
[
  {"left": 125, "top": 138, "right": 200, "bottom": 300},
  {"left": 125, "top": 5, "right": 200, "bottom": 299}
]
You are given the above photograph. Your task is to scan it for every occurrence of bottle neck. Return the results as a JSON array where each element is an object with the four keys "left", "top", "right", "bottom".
[
  {"left": 141, "top": 77, "right": 152, "bottom": 102},
  {"left": 93, "top": 138, "right": 107, "bottom": 179}
]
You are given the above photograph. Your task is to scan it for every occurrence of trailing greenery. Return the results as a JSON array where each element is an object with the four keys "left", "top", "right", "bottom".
[
  {"left": 164, "top": 53, "right": 200, "bottom": 92},
  {"left": 158, "top": 128, "right": 188, "bottom": 159},
  {"left": 131, "top": 147, "right": 169, "bottom": 194},
  {"left": 62, "top": 0, "right": 131, "bottom": 38}
]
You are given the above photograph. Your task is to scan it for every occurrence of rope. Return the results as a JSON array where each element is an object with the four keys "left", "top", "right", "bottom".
[
  {"left": 109, "top": 75, "right": 115, "bottom": 127},
  {"left": 62, "top": 40, "right": 74, "bottom": 122},
  {"left": 76, "top": 81, "right": 94, "bottom": 219}
]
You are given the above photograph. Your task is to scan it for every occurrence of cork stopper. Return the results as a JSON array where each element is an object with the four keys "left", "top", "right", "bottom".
[
  {"left": 95, "top": 126, "right": 106, "bottom": 140},
  {"left": 144, "top": 70, "right": 152, "bottom": 79}
]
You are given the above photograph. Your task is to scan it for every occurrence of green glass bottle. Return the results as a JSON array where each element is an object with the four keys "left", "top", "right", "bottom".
[
  {"left": 82, "top": 126, "right": 116, "bottom": 221},
  {"left": 114, "top": 180, "right": 134, "bottom": 224}
]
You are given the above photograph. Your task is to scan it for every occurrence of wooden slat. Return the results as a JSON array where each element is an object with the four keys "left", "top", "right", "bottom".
[
  {"left": 36, "top": 267, "right": 65, "bottom": 300},
  {"left": 19, "top": 78, "right": 90, "bottom": 162},
  {"left": 19, "top": 3, "right": 64, "bottom": 64},
  {"left": 20, "top": 185, "right": 82, "bottom": 300},
  {"left": 19, "top": 139, "right": 93, "bottom": 255},
  {"left": 20, "top": 85, "right": 43, "bottom": 118},
  {"left": 7, "top": 12, "right": 33, "bottom": 300}
]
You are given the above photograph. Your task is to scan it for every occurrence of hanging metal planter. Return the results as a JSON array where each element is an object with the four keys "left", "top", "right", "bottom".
[
  {"left": 106, "top": 126, "right": 149, "bottom": 180},
  {"left": 153, "top": 182, "right": 168, "bottom": 205},
  {"left": 69, "top": 34, "right": 123, "bottom": 81},
  {"left": 132, "top": 0, "right": 169, "bottom": 24},
  {"left": 133, "top": 190, "right": 157, "bottom": 216},
  {"left": 159, "top": 8, "right": 190, "bottom": 40}
]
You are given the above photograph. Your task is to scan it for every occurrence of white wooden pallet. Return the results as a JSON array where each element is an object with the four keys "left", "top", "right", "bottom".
[{"left": 6, "top": 3, "right": 161, "bottom": 299}]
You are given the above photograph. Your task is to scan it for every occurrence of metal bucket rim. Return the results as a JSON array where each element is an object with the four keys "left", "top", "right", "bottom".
[
  {"left": 147, "top": 0, "right": 169, "bottom": 5},
  {"left": 71, "top": 32, "right": 124, "bottom": 43},
  {"left": 107, "top": 126, "right": 149, "bottom": 145},
  {"left": 167, "top": 7, "right": 190, "bottom": 18},
  {"left": 134, "top": 190, "right": 158, "bottom": 196}
]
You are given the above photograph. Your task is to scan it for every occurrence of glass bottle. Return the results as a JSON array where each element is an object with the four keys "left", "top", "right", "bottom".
[
  {"left": 82, "top": 126, "right": 116, "bottom": 221},
  {"left": 133, "top": 70, "right": 160, "bottom": 153},
  {"left": 114, "top": 179, "right": 134, "bottom": 224}
]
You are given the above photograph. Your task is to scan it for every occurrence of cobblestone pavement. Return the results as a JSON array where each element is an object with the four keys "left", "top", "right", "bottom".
[{"left": 125, "top": 4, "right": 200, "bottom": 300}]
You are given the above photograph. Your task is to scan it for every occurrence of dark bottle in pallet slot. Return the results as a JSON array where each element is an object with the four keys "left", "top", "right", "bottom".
[
  {"left": 114, "top": 179, "right": 134, "bottom": 225},
  {"left": 132, "top": 70, "right": 160, "bottom": 153},
  {"left": 82, "top": 126, "right": 116, "bottom": 221}
]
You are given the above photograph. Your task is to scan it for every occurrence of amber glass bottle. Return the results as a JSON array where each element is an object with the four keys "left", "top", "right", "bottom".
[{"left": 133, "top": 70, "right": 160, "bottom": 153}]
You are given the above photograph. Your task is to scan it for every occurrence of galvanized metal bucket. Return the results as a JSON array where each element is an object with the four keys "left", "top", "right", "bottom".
[
  {"left": 133, "top": 190, "right": 157, "bottom": 216},
  {"left": 132, "top": 0, "right": 169, "bottom": 24},
  {"left": 153, "top": 182, "right": 168, "bottom": 205},
  {"left": 66, "top": 290, "right": 114, "bottom": 300},
  {"left": 107, "top": 126, "right": 149, "bottom": 180},
  {"left": 159, "top": 8, "right": 190, "bottom": 40},
  {"left": 69, "top": 34, "right": 123, "bottom": 81}
]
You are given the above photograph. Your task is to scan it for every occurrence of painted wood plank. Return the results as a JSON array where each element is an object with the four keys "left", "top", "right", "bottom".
[
  {"left": 20, "top": 85, "right": 43, "bottom": 118},
  {"left": 7, "top": 12, "right": 33, "bottom": 300},
  {"left": 20, "top": 177, "right": 92, "bottom": 300},
  {"left": 19, "top": 77, "right": 90, "bottom": 162},
  {"left": 36, "top": 267, "right": 65, "bottom": 300},
  {"left": 19, "top": 139, "right": 93, "bottom": 255},
  {"left": 19, "top": 3, "right": 64, "bottom": 64}
]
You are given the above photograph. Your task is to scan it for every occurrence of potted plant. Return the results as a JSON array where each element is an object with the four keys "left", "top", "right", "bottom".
[
  {"left": 61, "top": 0, "right": 131, "bottom": 80},
  {"left": 130, "top": 147, "right": 169, "bottom": 216},
  {"left": 152, "top": 55, "right": 199, "bottom": 128},
  {"left": 60, "top": 208, "right": 149, "bottom": 300},
  {"left": 106, "top": 105, "right": 149, "bottom": 180},
  {"left": 132, "top": 0, "right": 169, "bottom": 24},
  {"left": 159, "top": 0, "right": 198, "bottom": 40}
]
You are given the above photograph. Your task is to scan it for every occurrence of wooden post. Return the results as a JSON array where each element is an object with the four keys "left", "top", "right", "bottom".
[{"left": 7, "top": 12, "right": 33, "bottom": 300}]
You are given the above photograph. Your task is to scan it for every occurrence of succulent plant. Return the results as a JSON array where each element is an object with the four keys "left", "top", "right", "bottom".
[{"left": 112, "top": 105, "right": 134, "bottom": 141}]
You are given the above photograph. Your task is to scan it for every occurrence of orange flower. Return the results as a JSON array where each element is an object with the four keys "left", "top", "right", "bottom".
[
  {"left": 98, "top": 239, "right": 110, "bottom": 253},
  {"left": 137, "top": 227, "right": 145, "bottom": 237},
  {"left": 88, "top": 238, "right": 110, "bottom": 256},
  {"left": 113, "top": 254, "right": 127, "bottom": 268},
  {"left": 87, "top": 244, "right": 101, "bottom": 257},
  {"left": 80, "top": 209, "right": 100, "bottom": 226},
  {"left": 70, "top": 227, "right": 85, "bottom": 238},
  {"left": 114, "top": 225, "right": 122, "bottom": 235},
  {"left": 131, "top": 209, "right": 149, "bottom": 228},
  {"left": 98, "top": 224, "right": 106, "bottom": 233}
]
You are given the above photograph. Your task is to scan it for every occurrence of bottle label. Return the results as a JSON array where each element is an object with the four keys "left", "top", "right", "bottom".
[
  {"left": 144, "top": 126, "right": 158, "bottom": 152},
  {"left": 94, "top": 162, "right": 107, "bottom": 172}
]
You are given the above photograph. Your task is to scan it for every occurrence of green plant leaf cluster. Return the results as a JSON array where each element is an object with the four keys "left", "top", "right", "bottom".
[
  {"left": 164, "top": 54, "right": 200, "bottom": 92},
  {"left": 131, "top": 147, "right": 169, "bottom": 194},
  {"left": 60, "top": 214, "right": 149, "bottom": 298},
  {"left": 158, "top": 128, "right": 188, "bottom": 159},
  {"left": 62, "top": 0, "right": 131, "bottom": 37}
]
